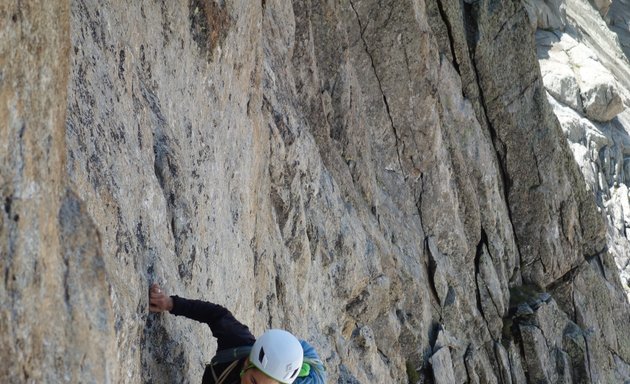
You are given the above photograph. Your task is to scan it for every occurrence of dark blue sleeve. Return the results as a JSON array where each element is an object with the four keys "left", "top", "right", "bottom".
[{"left": 170, "top": 296, "right": 256, "bottom": 350}]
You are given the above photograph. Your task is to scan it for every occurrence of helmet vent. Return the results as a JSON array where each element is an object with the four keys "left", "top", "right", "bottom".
[{"left": 258, "top": 347, "right": 266, "bottom": 363}]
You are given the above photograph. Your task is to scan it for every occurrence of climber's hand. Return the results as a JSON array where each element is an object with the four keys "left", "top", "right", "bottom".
[{"left": 149, "top": 283, "right": 173, "bottom": 313}]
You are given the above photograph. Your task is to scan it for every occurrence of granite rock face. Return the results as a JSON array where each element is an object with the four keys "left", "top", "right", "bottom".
[
  {"left": 1, "top": 2, "right": 116, "bottom": 383},
  {"left": 2, "top": 0, "right": 630, "bottom": 383},
  {"left": 534, "top": 0, "right": 630, "bottom": 306},
  {"left": 522, "top": 0, "right": 567, "bottom": 30},
  {"left": 609, "top": 0, "right": 630, "bottom": 59},
  {"left": 538, "top": 32, "right": 624, "bottom": 122}
]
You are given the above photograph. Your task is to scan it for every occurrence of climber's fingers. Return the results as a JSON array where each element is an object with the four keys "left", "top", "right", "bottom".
[
  {"left": 149, "top": 283, "right": 168, "bottom": 312},
  {"left": 148, "top": 283, "right": 173, "bottom": 312},
  {"left": 150, "top": 283, "right": 162, "bottom": 294},
  {"left": 149, "top": 284, "right": 166, "bottom": 300},
  {"left": 149, "top": 295, "right": 167, "bottom": 312},
  {"left": 149, "top": 302, "right": 160, "bottom": 312}
]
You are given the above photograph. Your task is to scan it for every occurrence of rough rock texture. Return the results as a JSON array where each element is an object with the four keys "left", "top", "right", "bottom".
[
  {"left": 534, "top": 0, "right": 630, "bottom": 305},
  {"left": 538, "top": 32, "right": 624, "bottom": 122},
  {"left": 522, "top": 0, "right": 567, "bottom": 30},
  {"left": 609, "top": 0, "right": 630, "bottom": 59},
  {"left": 1, "top": 2, "right": 116, "bottom": 383},
  {"left": 3, "top": 0, "right": 630, "bottom": 383}
]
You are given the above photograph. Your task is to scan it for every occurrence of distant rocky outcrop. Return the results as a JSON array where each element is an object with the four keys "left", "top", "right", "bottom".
[
  {"left": 533, "top": 0, "right": 630, "bottom": 305},
  {"left": 2, "top": 1, "right": 630, "bottom": 383}
]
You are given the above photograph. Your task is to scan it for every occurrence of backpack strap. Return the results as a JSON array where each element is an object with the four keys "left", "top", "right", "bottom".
[
  {"left": 210, "top": 346, "right": 253, "bottom": 365},
  {"left": 214, "top": 359, "right": 240, "bottom": 384}
]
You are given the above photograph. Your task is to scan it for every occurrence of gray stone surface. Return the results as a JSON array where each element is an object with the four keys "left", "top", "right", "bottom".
[
  {"left": 609, "top": 0, "right": 630, "bottom": 58},
  {"left": 536, "top": 0, "right": 630, "bottom": 304},
  {"left": 523, "top": 0, "right": 567, "bottom": 30},
  {"left": 534, "top": 0, "right": 630, "bottom": 377},
  {"left": 3, "top": 0, "right": 630, "bottom": 383},
  {"left": 567, "top": 0, "right": 630, "bottom": 92},
  {"left": 1, "top": 2, "right": 116, "bottom": 383},
  {"left": 430, "top": 346, "right": 456, "bottom": 384},
  {"left": 537, "top": 30, "right": 625, "bottom": 122}
]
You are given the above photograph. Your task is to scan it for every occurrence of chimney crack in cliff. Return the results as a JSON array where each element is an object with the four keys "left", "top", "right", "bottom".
[
  {"left": 462, "top": 5, "right": 525, "bottom": 282},
  {"left": 424, "top": 236, "right": 444, "bottom": 308},
  {"left": 435, "top": 0, "right": 461, "bottom": 75},
  {"left": 349, "top": 0, "right": 405, "bottom": 178},
  {"left": 486, "top": 281, "right": 503, "bottom": 320},
  {"left": 480, "top": 242, "right": 504, "bottom": 318},
  {"left": 475, "top": 228, "right": 494, "bottom": 337},
  {"left": 463, "top": 344, "right": 474, "bottom": 382},
  {"left": 477, "top": 255, "right": 503, "bottom": 320},
  {"left": 583, "top": 334, "right": 595, "bottom": 382}
]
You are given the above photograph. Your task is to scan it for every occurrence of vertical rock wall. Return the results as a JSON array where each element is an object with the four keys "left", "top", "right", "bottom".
[
  {"left": 2, "top": 0, "right": 630, "bottom": 383},
  {"left": 1, "top": 1, "right": 116, "bottom": 382},
  {"left": 426, "top": 0, "right": 630, "bottom": 382}
]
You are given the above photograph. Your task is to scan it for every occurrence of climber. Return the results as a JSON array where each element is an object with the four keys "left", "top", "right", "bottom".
[{"left": 148, "top": 283, "right": 325, "bottom": 384}]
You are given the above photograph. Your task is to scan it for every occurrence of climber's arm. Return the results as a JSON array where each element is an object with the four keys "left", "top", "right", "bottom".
[{"left": 149, "top": 283, "right": 255, "bottom": 350}]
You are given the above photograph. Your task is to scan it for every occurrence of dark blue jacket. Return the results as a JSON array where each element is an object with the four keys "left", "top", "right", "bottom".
[{"left": 170, "top": 296, "right": 256, "bottom": 384}]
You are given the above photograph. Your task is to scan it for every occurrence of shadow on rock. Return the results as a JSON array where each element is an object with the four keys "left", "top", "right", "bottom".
[{"left": 141, "top": 314, "right": 187, "bottom": 384}]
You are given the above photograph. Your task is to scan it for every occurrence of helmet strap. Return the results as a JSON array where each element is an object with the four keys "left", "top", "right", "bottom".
[{"left": 240, "top": 363, "right": 255, "bottom": 378}]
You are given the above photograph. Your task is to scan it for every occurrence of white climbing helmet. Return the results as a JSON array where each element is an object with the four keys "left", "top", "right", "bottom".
[{"left": 249, "top": 329, "right": 304, "bottom": 383}]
